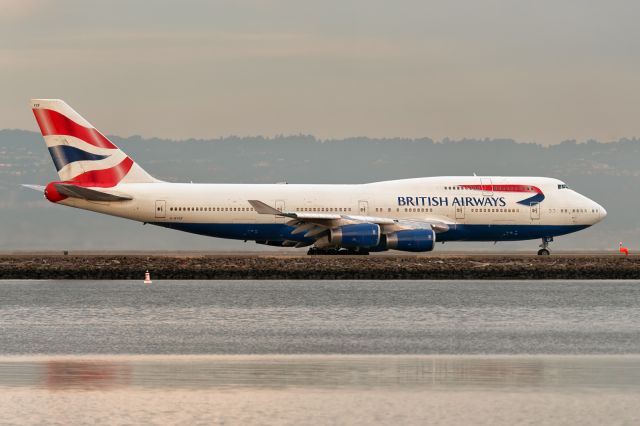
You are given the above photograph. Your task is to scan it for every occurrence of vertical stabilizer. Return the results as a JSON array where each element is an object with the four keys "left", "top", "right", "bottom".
[{"left": 31, "top": 99, "right": 157, "bottom": 187}]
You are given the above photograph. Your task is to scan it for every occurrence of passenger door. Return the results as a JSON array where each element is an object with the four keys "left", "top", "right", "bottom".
[
  {"left": 358, "top": 200, "right": 369, "bottom": 215},
  {"left": 455, "top": 205, "right": 465, "bottom": 220},
  {"left": 530, "top": 203, "right": 540, "bottom": 220},
  {"left": 480, "top": 177, "right": 493, "bottom": 196},
  {"left": 155, "top": 200, "right": 166, "bottom": 219}
]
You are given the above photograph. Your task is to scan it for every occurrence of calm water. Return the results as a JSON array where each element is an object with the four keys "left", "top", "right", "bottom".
[
  {"left": 2, "top": 279, "right": 640, "bottom": 354},
  {"left": 1, "top": 280, "right": 639, "bottom": 425}
]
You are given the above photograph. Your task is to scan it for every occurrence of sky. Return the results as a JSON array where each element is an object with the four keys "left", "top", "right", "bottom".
[{"left": 2, "top": 0, "right": 640, "bottom": 143}]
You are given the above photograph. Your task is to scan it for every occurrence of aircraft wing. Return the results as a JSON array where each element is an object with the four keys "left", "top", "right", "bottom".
[{"left": 248, "top": 199, "right": 450, "bottom": 240}]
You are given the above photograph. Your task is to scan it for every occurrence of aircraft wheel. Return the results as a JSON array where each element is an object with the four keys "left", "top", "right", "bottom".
[
  {"left": 537, "top": 249, "right": 550, "bottom": 256},
  {"left": 308, "top": 248, "right": 370, "bottom": 255},
  {"left": 343, "top": 250, "right": 369, "bottom": 255},
  {"left": 307, "top": 248, "right": 341, "bottom": 255}
]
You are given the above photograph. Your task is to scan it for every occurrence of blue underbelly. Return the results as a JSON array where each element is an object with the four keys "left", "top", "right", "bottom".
[
  {"left": 437, "top": 224, "right": 590, "bottom": 241},
  {"left": 151, "top": 222, "right": 590, "bottom": 243}
]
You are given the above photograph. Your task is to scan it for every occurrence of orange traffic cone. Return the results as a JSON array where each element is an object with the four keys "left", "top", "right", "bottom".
[{"left": 619, "top": 242, "right": 629, "bottom": 256}]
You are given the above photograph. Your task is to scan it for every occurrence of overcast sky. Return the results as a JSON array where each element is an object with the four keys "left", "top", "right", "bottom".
[{"left": 2, "top": 0, "right": 640, "bottom": 143}]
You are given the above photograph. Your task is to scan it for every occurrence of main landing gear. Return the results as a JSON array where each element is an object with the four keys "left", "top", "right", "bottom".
[
  {"left": 307, "top": 247, "right": 370, "bottom": 256},
  {"left": 537, "top": 237, "right": 553, "bottom": 256}
]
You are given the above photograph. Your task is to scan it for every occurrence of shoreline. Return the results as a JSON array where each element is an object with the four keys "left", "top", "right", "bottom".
[{"left": 1, "top": 254, "right": 638, "bottom": 279}]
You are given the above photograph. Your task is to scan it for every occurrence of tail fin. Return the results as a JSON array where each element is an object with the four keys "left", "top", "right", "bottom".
[{"left": 31, "top": 99, "right": 157, "bottom": 187}]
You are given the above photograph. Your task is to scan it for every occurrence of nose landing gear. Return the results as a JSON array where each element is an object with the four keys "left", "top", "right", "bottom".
[{"left": 538, "top": 237, "right": 553, "bottom": 255}]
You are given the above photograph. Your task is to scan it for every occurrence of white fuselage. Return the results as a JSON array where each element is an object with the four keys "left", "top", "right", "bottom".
[{"left": 57, "top": 176, "right": 606, "bottom": 245}]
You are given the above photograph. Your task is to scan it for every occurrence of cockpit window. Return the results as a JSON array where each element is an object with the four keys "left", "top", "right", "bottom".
[{"left": 557, "top": 184, "right": 569, "bottom": 189}]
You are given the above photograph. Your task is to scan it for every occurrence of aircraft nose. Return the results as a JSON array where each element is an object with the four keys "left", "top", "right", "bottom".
[{"left": 593, "top": 202, "right": 607, "bottom": 222}]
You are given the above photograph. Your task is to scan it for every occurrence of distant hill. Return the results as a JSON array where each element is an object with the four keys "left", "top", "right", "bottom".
[{"left": 1, "top": 129, "right": 637, "bottom": 251}]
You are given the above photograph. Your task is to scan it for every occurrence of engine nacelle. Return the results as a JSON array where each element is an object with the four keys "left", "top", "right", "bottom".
[
  {"left": 44, "top": 182, "right": 67, "bottom": 203},
  {"left": 328, "top": 224, "right": 381, "bottom": 249},
  {"left": 385, "top": 229, "right": 435, "bottom": 252}
]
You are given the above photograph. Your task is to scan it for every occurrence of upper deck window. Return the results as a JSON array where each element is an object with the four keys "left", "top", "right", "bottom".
[{"left": 558, "top": 184, "right": 569, "bottom": 189}]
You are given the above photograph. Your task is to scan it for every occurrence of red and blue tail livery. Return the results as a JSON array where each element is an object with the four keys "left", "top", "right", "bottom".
[
  {"left": 25, "top": 99, "right": 606, "bottom": 255},
  {"left": 31, "top": 99, "right": 155, "bottom": 187}
]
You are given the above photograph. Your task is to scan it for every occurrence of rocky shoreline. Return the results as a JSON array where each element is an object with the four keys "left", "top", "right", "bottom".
[{"left": 1, "top": 255, "right": 638, "bottom": 279}]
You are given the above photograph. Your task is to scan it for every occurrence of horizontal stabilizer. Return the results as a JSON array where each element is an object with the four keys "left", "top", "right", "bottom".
[
  {"left": 21, "top": 184, "right": 46, "bottom": 192},
  {"left": 54, "top": 183, "right": 133, "bottom": 201}
]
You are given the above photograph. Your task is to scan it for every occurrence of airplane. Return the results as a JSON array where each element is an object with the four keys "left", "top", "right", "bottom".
[{"left": 24, "top": 99, "right": 606, "bottom": 255}]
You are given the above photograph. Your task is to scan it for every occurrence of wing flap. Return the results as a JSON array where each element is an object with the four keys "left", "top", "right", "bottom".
[
  {"left": 393, "top": 219, "right": 451, "bottom": 233},
  {"left": 290, "top": 222, "right": 317, "bottom": 235}
]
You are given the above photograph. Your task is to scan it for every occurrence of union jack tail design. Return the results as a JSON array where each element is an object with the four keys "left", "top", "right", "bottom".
[{"left": 31, "top": 99, "right": 157, "bottom": 187}]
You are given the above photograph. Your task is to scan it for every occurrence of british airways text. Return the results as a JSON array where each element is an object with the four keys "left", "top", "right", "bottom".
[{"left": 397, "top": 196, "right": 507, "bottom": 207}]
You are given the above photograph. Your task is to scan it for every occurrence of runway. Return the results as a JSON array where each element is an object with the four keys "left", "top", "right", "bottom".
[
  {"left": 0, "top": 250, "right": 634, "bottom": 257},
  {"left": 0, "top": 252, "right": 637, "bottom": 279}
]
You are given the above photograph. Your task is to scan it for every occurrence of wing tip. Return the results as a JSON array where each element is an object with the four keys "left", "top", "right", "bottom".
[{"left": 248, "top": 200, "right": 283, "bottom": 215}]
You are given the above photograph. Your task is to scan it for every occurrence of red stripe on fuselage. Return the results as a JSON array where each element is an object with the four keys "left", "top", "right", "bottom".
[
  {"left": 67, "top": 157, "right": 133, "bottom": 187},
  {"left": 461, "top": 184, "right": 542, "bottom": 194},
  {"left": 32, "top": 108, "right": 118, "bottom": 150}
]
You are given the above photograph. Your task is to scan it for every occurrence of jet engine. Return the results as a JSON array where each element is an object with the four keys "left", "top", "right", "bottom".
[
  {"left": 326, "top": 224, "right": 381, "bottom": 249},
  {"left": 385, "top": 229, "right": 435, "bottom": 252}
]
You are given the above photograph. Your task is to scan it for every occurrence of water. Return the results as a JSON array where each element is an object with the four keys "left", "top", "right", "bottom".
[
  {"left": 2, "top": 279, "right": 640, "bottom": 354},
  {"left": 1, "top": 280, "right": 640, "bottom": 425}
]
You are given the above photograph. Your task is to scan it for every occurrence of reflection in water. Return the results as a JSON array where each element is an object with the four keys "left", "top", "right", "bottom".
[
  {"left": 45, "top": 360, "right": 131, "bottom": 390},
  {"left": 1, "top": 356, "right": 639, "bottom": 426},
  {"left": 0, "top": 355, "right": 637, "bottom": 391}
]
